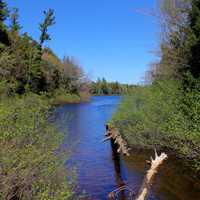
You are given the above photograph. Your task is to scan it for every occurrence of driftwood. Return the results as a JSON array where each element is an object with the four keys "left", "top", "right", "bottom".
[
  {"left": 135, "top": 150, "right": 168, "bottom": 200},
  {"left": 104, "top": 125, "right": 168, "bottom": 200},
  {"left": 103, "top": 124, "right": 130, "bottom": 156},
  {"left": 107, "top": 148, "right": 168, "bottom": 200},
  {"left": 108, "top": 185, "right": 135, "bottom": 199}
]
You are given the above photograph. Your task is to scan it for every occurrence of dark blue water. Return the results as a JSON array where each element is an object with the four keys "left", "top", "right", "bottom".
[{"left": 53, "top": 96, "right": 200, "bottom": 200}]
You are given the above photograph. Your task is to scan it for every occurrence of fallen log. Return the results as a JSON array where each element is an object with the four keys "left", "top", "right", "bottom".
[
  {"left": 108, "top": 149, "right": 168, "bottom": 200},
  {"left": 103, "top": 124, "right": 130, "bottom": 156}
]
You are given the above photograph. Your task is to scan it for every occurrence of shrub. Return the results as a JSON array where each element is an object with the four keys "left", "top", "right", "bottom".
[
  {"left": 112, "top": 79, "right": 200, "bottom": 171},
  {"left": 52, "top": 88, "right": 81, "bottom": 105},
  {"left": 0, "top": 94, "right": 75, "bottom": 200}
]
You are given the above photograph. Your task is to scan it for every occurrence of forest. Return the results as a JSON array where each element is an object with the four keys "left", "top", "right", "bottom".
[
  {"left": 112, "top": 0, "right": 200, "bottom": 172},
  {"left": 91, "top": 78, "right": 135, "bottom": 95}
]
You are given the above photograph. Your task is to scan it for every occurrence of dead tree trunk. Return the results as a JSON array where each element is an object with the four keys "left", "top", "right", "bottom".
[
  {"left": 103, "top": 124, "right": 130, "bottom": 156},
  {"left": 135, "top": 150, "right": 168, "bottom": 200},
  {"left": 104, "top": 125, "right": 168, "bottom": 200}
]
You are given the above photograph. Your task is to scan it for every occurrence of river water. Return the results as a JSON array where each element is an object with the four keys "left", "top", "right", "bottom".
[{"left": 53, "top": 96, "right": 200, "bottom": 200}]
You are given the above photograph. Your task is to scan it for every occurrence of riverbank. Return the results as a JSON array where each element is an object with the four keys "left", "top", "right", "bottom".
[
  {"left": 110, "top": 81, "right": 200, "bottom": 174},
  {"left": 52, "top": 93, "right": 121, "bottom": 105},
  {"left": 106, "top": 123, "right": 195, "bottom": 172},
  {"left": 0, "top": 93, "right": 76, "bottom": 199},
  {"left": 112, "top": 134, "right": 200, "bottom": 176},
  {"left": 111, "top": 121, "right": 200, "bottom": 176},
  {"left": 52, "top": 92, "right": 91, "bottom": 105}
]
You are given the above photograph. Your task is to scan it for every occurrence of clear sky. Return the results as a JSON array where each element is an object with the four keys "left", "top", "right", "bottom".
[{"left": 6, "top": 0, "right": 159, "bottom": 84}]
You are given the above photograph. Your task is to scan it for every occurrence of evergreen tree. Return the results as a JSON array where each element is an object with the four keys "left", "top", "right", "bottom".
[
  {"left": 39, "top": 9, "right": 55, "bottom": 47},
  {"left": 10, "top": 7, "right": 21, "bottom": 33},
  {"left": 0, "top": 0, "right": 9, "bottom": 23},
  {"left": 0, "top": 0, "right": 9, "bottom": 46}
]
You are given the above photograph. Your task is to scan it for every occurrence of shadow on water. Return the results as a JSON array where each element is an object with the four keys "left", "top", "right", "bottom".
[
  {"left": 53, "top": 96, "right": 200, "bottom": 200},
  {"left": 111, "top": 141, "right": 124, "bottom": 187},
  {"left": 110, "top": 140, "right": 135, "bottom": 200}
]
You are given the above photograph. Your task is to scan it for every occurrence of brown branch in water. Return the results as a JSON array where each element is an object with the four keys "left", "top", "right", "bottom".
[
  {"left": 135, "top": 150, "right": 168, "bottom": 200},
  {"left": 107, "top": 149, "right": 167, "bottom": 200},
  {"left": 108, "top": 185, "right": 135, "bottom": 200},
  {"left": 103, "top": 125, "right": 130, "bottom": 156},
  {"left": 102, "top": 136, "right": 113, "bottom": 142}
]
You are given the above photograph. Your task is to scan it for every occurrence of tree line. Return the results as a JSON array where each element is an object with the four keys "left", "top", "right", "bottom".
[{"left": 91, "top": 78, "right": 135, "bottom": 95}]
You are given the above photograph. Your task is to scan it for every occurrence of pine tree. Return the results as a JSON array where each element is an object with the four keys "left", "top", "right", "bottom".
[
  {"left": 39, "top": 9, "right": 55, "bottom": 47},
  {"left": 0, "top": 0, "right": 9, "bottom": 46},
  {"left": 0, "top": 0, "right": 9, "bottom": 23},
  {"left": 10, "top": 8, "right": 21, "bottom": 33}
]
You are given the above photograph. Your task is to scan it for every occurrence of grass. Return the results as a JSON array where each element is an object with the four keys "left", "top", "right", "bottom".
[
  {"left": 53, "top": 93, "right": 82, "bottom": 105},
  {"left": 52, "top": 88, "right": 91, "bottom": 105}
]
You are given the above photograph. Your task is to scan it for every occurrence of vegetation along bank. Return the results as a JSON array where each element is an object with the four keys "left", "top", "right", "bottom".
[
  {"left": 0, "top": 0, "right": 85, "bottom": 198},
  {"left": 111, "top": 0, "right": 200, "bottom": 173}
]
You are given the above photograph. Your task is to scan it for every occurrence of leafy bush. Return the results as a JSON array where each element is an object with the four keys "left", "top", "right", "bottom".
[
  {"left": 0, "top": 94, "right": 75, "bottom": 200},
  {"left": 112, "top": 79, "right": 200, "bottom": 171},
  {"left": 52, "top": 88, "right": 81, "bottom": 105}
]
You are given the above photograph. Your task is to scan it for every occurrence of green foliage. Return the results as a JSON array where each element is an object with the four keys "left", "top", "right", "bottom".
[
  {"left": 91, "top": 78, "right": 135, "bottom": 95},
  {"left": 112, "top": 79, "right": 200, "bottom": 170},
  {"left": 0, "top": 2, "right": 90, "bottom": 199},
  {"left": 0, "top": 33, "right": 45, "bottom": 94},
  {"left": 112, "top": 80, "right": 181, "bottom": 145},
  {"left": 0, "top": 0, "right": 9, "bottom": 46},
  {"left": 0, "top": 3, "right": 90, "bottom": 99},
  {"left": 52, "top": 88, "right": 81, "bottom": 105},
  {"left": 9, "top": 7, "right": 21, "bottom": 33},
  {"left": 62, "top": 56, "right": 84, "bottom": 94},
  {"left": 39, "top": 9, "right": 55, "bottom": 46},
  {"left": 0, "top": 94, "right": 75, "bottom": 200},
  {"left": 0, "top": 0, "right": 9, "bottom": 23}
]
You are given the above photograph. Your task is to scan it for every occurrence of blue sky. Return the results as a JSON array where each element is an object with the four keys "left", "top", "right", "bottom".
[{"left": 6, "top": 0, "right": 159, "bottom": 84}]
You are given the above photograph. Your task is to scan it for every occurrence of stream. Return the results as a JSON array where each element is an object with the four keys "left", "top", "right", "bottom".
[{"left": 53, "top": 96, "right": 200, "bottom": 200}]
